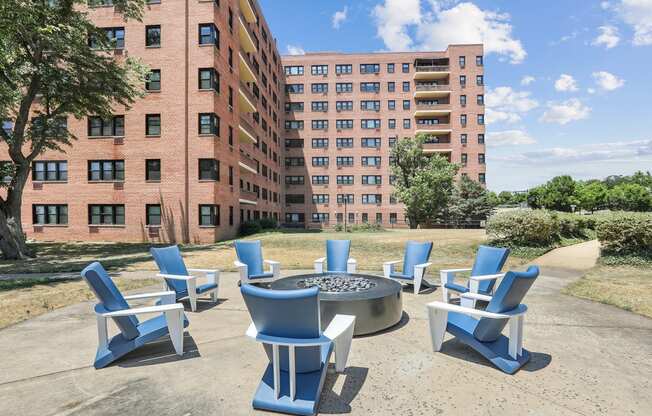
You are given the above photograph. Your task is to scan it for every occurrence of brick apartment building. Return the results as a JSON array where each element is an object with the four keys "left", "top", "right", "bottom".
[{"left": 3, "top": 0, "right": 485, "bottom": 243}]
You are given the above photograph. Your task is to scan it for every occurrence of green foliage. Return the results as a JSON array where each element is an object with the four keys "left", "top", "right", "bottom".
[
  {"left": 553, "top": 211, "right": 596, "bottom": 238},
  {"left": 447, "top": 174, "right": 495, "bottom": 223},
  {"left": 486, "top": 210, "right": 561, "bottom": 246},
  {"left": 239, "top": 218, "right": 278, "bottom": 236},
  {"left": 596, "top": 212, "right": 652, "bottom": 257},
  {"left": 332, "top": 222, "right": 384, "bottom": 232},
  {"left": 607, "top": 183, "right": 652, "bottom": 211},
  {"left": 527, "top": 175, "right": 577, "bottom": 211}
]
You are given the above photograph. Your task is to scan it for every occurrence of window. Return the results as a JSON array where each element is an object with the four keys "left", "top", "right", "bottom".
[
  {"left": 286, "top": 84, "right": 304, "bottom": 94},
  {"left": 32, "top": 161, "right": 67, "bottom": 182},
  {"left": 146, "top": 204, "right": 161, "bottom": 226},
  {"left": 460, "top": 94, "right": 467, "bottom": 107},
  {"left": 284, "top": 120, "right": 304, "bottom": 130},
  {"left": 286, "top": 194, "right": 305, "bottom": 204},
  {"left": 146, "top": 114, "right": 161, "bottom": 136},
  {"left": 403, "top": 119, "right": 411, "bottom": 129},
  {"left": 460, "top": 114, "right": 467, "bottom": 127},
  {"left": 362, "top": 175, "right": 382, "bottom": 185},
  {"left": 402, "top": 81, "right": 410, "bottom": 92},
  {"left": 311, "top": 83, "right": 328, "bottom": 94},
  {"left": 88, "top": 115, "right": 124, "bottom": 137},
  {"left": 478, "top": 153, "right": 486, "bottom": 164},
  {"left": 285, "top": 157, "right": 305, "bottom": 167},
  {"left": 198, "top": 113, "right": 219, "bottom": 135},
  {"left": 88, "top": 160, "right": 124, "bottom": 181},
  {"left": 284, "top": 65, "right": 304, "bottom": 76},
  {"left": 89, "top": 204, "right": 125, "bottom": 225},
  {"left": 285, "top": 213, "right": 305, "bottom": 223},
  {"left": 459, "top": 56, "right": 466, "bottom": 68},
  {"left": 312, "top": 157, "right": 329, "bottom": 166},
  {"left": 459, "top": 75, "right": 466, "bottom": 87},
  {"left": 337, "top": 194, "right": 354, "bottom": 204},
  {"left": 387, "top": 63, "right": 395, "bottom": 73},
  {"left": 390, "top": 213, "right": 397, "bottom": 224},
  {"left": 476, "top": 55, "right": 483, "bottom": 66},
  {"left": 476, "top": 75, "right": 484, "bottom": 86},
  {"left": 362, "top": 194, "right": 382, "bottom": 204},
  {"left": 477, "top": 114, "right": 485, "bottom": 125},
  {"left": 311, "top": 65, "right": 328, "bottom": 75},
  {"left": 387, "top": 82, "right": 395, "bottom": 92},
  {"left": 478, "top": 133, "right": 485, "bottom": 144},
  {"left": 311, "top": 138, "right": 328, "bottom": 148},
  {"left": 388, "top": 119, "right": 396, "bottom": 129},
  {"left": 146, "top": 69, "right": 161, "bottom": 91},
  {"left": 311, "top": 213, "right": 329, "bottom": 223},
  {"left": 335, "top": 64, "right": 352, "bottom": 74},
  {"left": 228, "top": 126, "right": 233, "bottom": 145},
  {"left": 285, "top": 102, "right": 304, "bottom": 112},
  {"left": 336, "top": 119, "right": 353, "bottom": 129},
  {"left": 198, "top": 159, "right": 219, "bottom": 181},
  {"left": 389, "top": 137, "right": 397, "bottom": 147},
  {"left": 146, "top": 159, "right": 161, "bottom": 181},
  {"left": 336, "top": 138, "right": 353, "bottom": 148},
  {"left": 361, "top": 119, "right": 380, "bottom": 129},
  {"left": 145, "top": 25, "right": 161, "bottom": 47},
  {"left": 360, "top": 82, "right": 380, "bottom": 93},
  {"left": 198, "top": 68, "right": 219, "bottom": 91},
  {"left": 311, "top": 101, "right": 328, "bottom": 112},
  {"left": 336, "top": 101, "right": 353, "bottom": 111},
  {"left": 199, "top": 204, "right": 219, "bottom": 226},
  {"left": 461, "top": 153, "right": 468, "bottom": 165},
  {"left": 402, "top": 100, "right": 410, "bottom": 110},
  {"left": 360, "top": 63, "right": 380, "bottom": 74},
  {"left": 312, "top": 194, "right": 329, "bottom": 204},
  {"left": 362, "top": 156, "right": 381, "bottom": 166},
  {"left": 361, "top": 137, "right": 380, "bottom": 148},
  {"left": 336, "top": 156, "right": 353, "bottom": 166},
  {"left": 402, "top": 63, "right": 410, "bottom": 73},
  {"left": 388, "top": 100, "right": 396, "bottom": 110},
  {"left": 477, "top": 94, "right": 484, "bottom": 105},
  {"left": 337, "top": 175, "right": 354, "bottom": 185},
  {"left": 479, "top": 173, "right": 486, "bottom": 184},
  {"left": 33, "top": 204, "right": 68, "bottom": 225},
  {"left": 336, "top": 82, "right": 353, "bottom": 93},
  {"left": 360, "top": 100, "right": 380, "bottom": 111},
  {"left": 90, "top": 27, "right": 125, "bottom": 49},
  {"left": 311, "top": 120, "right": 328, "bottom": 130},
  {"left": 311, "top": 175, "right": 329, "bottom": 185},
  {"left": 285, "top": 138, "right": 304, "bottom": 148},
  {"left": 389, "top": 175, "right": 397, "bottom": 185},
  {"left": 285, "top": 175, "right": 305, "bottom": 185},
  {"left": 460, "top": 134, "right": 467, "bottom": 145},
  {"left": 198, "top": 23, "right": 218, "bottom": 46}
]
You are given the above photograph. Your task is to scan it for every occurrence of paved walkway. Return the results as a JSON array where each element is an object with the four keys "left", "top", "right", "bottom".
[{"left": 1, "top": 243, "right": 651, "bottom": 415}]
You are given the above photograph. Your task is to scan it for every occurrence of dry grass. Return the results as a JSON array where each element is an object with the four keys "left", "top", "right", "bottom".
[
  {"left": 0, "top": 277, "right": 159, "bottom": 329},
  {"left": 563, "top": 264, "right": 652, "bottom": 318}
]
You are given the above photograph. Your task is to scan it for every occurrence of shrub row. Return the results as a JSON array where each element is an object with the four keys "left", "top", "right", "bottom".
[
  {"left": 486, "top": 210, "right": 561, "bottom": 246},
  {"left": 239, "top": 217, "right": 278, "bottom": 236},
  {"left": 595, "top": 212, "right": 652, "bottom": 256},
  {"left": 333, "top": 222, "right": 384, "bottom": 232}
]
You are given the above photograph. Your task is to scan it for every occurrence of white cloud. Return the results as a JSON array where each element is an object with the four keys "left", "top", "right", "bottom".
[
  {"left": 601, "top": 1, "right": 612, "bottom": 10},
  {"left": 286, "top": 45, "right": 305, "bottom": 55},
  {"left": 588, "top": 87, "right": 597, "bottom": 94},
  {"left": 592, "top": 71, "right": 625, "bottom": 91},
  {"left": 540, "top": 98, "right": 591, "bottom": 124},
  {"left": 554, "top": 74, "right": 579, "bottom": 92},
  {"left": 615, "top": 0, "right": 652, "bottom": 45},
  {"left": 520, "top": 75, "right": 535, "bottom": 86},
  {"left": 487, "top": 130, "right": 536, "bottom": 147},
  {"left": 332, "top": 6, "right": 348, "bottom": 29},
  {"left": 485, "top": 86, "right": 539, "bottom": 124},
  {"left": 592, "top": 25, "right": 621, "bottom": 48},
  {"left": 372, "top": 0, "right": 526, "bottom": 63}
]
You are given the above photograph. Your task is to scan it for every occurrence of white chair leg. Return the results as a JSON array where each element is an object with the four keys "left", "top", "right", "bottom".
[
  {"left": 187, "top": 279, "right": 197, "bottom": 312},
  {"left": 428, "top": 307, "right": 447, "bottom": 352},
  {"left": 314, "top": 261, "right": 324, "bottom": 274},
  {"left": 347, "top": 260, "right": 357, "bottom": 273},
  {"left": 461, "top": 279, "right": 479, "bottom": 308},
  {"left": 164, "top": 309, "right": 184, "bottom": 356},
  {"left": 210, "top": 290, "right": 218, "bottom": 302},
  {"left": 288, "top": 345, "right": 296, "bottom": 401},
  {"left": 413, "top": 273, "right": 423, "bottom": 295},
  {"left": 333, "top": 322, "right": 355, "bottom": 373},
  {"left": 508, "top": 315, "right": 524, "bottom": 359},
  {"left": 96, "top": 315, "right": 109, "bottom": 351},
  {"left": 383, "top": 263, "right": 393, "bottom": 278},
  {"left": 440, "top": 271, "right": 451, "bottom": 302},
  {"left": 272, "top": 344, "right": 280, "bottom": 399}
]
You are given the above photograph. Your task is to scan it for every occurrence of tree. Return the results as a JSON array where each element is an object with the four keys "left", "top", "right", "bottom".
[
  {"left": 575, "top": 181, "right": 608, "bottom": 213},
  {"left": 497, "top": 191, "right": 514, "bottom": 205},
  {"left": 607, "top": 183, "right": 652, "bottom": 211},
  {"left": 390, "top": 134, "right": 458, "bottom": 228},
  {"left": 447, "top": 175, "right": 495, "bottom": 224},
  {"left": 0, "top": 0, "right": 147, "bottom": 259}
]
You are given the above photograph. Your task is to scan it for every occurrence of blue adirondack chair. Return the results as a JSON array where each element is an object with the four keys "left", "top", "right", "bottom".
[
  {"left": 383, "top": 241, "right": 434, "bottom": 294},
  {"left": 150, "top": 245, "right": 220, "bottom": 312},
  {"left": 81, "top": 262, "right": 188, "bottom": 369},
  {"left": 241, "top": 284, "right": 356, "bottom": 416},
  {"left": 234, "top": 240, "right": 281, "bottom": 285},
  {"left": 440, "top": 245, "right": 510, "bottom": 307},
  {"left": 314, "top": 240, "right": 357, "bottom": 273},
  {"left": 427, "top": 265, "right": 539, "bottom": 374}
]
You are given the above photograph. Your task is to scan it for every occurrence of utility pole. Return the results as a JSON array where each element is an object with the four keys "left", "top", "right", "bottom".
[{"left": 343, "top": 197, "right": 348, "bottom": 232}]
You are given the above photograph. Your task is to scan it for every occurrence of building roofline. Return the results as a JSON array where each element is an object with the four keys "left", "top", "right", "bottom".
[{"left": 280, "top": 44, "right": 483, "bottom": 58}]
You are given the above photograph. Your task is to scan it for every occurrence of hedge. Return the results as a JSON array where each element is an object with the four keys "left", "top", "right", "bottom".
[
  {"left": 486, "top": 210, "right": 560, "bottom": 246},
  {"left": 239, "top": 217, "right": 278, "bottom": 236},
  {"left": 596, "top": 212, "right": 652, "bottom": 256}
]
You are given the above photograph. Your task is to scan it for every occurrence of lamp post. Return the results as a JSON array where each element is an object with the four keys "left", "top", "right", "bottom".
[{"left": 343, "top": 197, "right": 348, "bottom": 233}]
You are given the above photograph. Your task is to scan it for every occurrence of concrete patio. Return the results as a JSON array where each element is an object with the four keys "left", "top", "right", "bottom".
[{"left": 1, "top": 243, "right": 651, "bottom": 415}]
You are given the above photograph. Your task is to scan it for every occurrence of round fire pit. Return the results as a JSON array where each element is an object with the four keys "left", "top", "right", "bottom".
[{"left": 271, "top": 273, "right": 402, "bottom": 336}]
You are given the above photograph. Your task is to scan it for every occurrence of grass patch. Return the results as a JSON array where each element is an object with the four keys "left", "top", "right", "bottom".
[
  {"left": 0, "top": 277, "right": 159, "bottom": 329},
  {"left": 563, "top": 263, "right": 652, "bottom": 318}
]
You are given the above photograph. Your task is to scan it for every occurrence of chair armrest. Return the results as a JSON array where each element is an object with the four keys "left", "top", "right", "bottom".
[
  {"left": 187, "top": 268, "right": 219, "bottom": 274},
  {"left": 156, "top": 273, "right": 195, "bottom": 281},
  {"left": 383, "top": 260, "right": 401, "bottom": 266},
  {"left": 314, "top": 257, "right": 326, "bottom": 263},
  {"left": 415, "top": 262, "right": 432, "bottom": 269},
  {"left": 347, "top": 258, "right": 357, "bottom": 264},
  {"left": 469, "top": 273, "right": 504, "bottom": 281},
  {"left": 323, "top": 314, "right": 356, "bottom": 341},
  {"left": 347, "top": 258, "right": 357, "bottom": 273},
  {"left": 439, "top": 267, "right": 472, "bottom": 274},
  {"left": 426, "top": 301, "right": 527, "bottom": 319},
  {"left": 123, "top": 291, "right": 176, "bottom": 301},
  {"left": 97, "top": 303, "right": 184, "bottom": 317},
  {"left": 245, "top": 323, "right": 332, "bottom": 347},
  {"left": 460, "top": 292, "right": 493, "bottom": 302},
  {"left": 264, "top": 259, "right": 280, "bottom": 265}
]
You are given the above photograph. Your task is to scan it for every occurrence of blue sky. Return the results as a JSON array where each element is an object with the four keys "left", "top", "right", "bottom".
[{"left": 258, "top": 0, "right": 652, "bottom": 191}]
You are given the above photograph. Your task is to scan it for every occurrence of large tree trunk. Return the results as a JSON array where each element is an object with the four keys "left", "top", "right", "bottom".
[
  {"left": 0, "top": 205, "right": 33, "bottom": 259},
  {"left": 408, "top": 216, "right": 418, "bottom": 229}
]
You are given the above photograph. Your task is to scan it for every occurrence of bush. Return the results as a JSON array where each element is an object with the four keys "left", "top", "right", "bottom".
[
  {"left": 554, "top": 212, "right": 595, "bottom": 238},
  {"left": 486, "top": 209, "right": 560, "bottom": 247},
  {"left": 258, "top": 217, "right": 278, "bottom": 229},
  {"left": 238, "top": 217, "right": 278, "bottom": 236},
  {"left": 596, "top": 212, "right": 652, "bottom": 256},
  {"left": 348, "top": 222, "right": 384, "bottom": 233}
]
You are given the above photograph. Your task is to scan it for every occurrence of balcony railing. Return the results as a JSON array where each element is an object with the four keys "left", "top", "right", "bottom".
[
  {"left": 416, "top": 123, "right": 451, "bottom": 130},
  {"left": 415, "top": 65, "right": 450, "bottom": 72},
  {"left": 415, "top": 84, "right": 451, "bottom": 91},
  {"left": 239, "top": 81, "right": 256, "bottom": 103},
  {"left": 424, "top": 136, "right": 452, "bottom": 144},
  {"left": 415, "top": 103, "right": 450, "bottom": 111},
  {"left": 239, "top": 151, "right": 258, "bottom": 172},
  {"left": 240, "top": 189, "right": 258, "bottom": 200}
]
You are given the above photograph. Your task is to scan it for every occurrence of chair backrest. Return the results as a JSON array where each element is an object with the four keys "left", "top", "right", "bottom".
[
  {"left": 326, "top": 239, "right": 351, "bottom": 272},
  {"left": 241, "top": 284, "right": 322, "bottom": 373},
  {"left": 235, "top": 240, "right": 264, "bottom": 276},
  {"left": 473, "top": 266, "right": 539, "bottom": 342},
  {"left": 150, "top": 245, "right": 189, "bottom": 294},
  {"left": 402, "top": 241, "right": 433, "bottom": 277},
  {"left": 81, "top": 262, "right": 140, "bottom": 340},
  {"left": 471, "top": 245, "right": 510, "bottom": 293}
]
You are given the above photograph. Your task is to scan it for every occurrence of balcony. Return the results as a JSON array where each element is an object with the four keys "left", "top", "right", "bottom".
[
  {"left": 415, "top": 123, "right": 452, "bottom": 135},
  {"left": 414, "top": 65, "right": 450, "bottom": 80},
  {"left": 238, "top": 52, "right": 256, "bottom": 83},
  {"left": 238, "top": 83, "right": 256, "bottom": 113},
  {"left": 239, "top": 151, "right": 257, "bottom": 174},
  {"left": 238, "top": 116, "right": 257, "bottom": 144},
  {"left": 238, "top": 14, "right": 257, "bottom": 54},
  {"left": 239, "top": 0, "right": 256, "bottom": 23},
  {"left": 414, "top": 84, "right": 451, "bottom": 99},
  {"left": 414, "top": 102, "right": 451, "bottom": 117},
  {"left": 239, "top": 189, "right": 258, "bottom": 205}
]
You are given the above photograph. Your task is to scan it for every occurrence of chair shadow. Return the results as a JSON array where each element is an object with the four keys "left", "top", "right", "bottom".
[
  {"left": 401, "top": 282, "right": 438, "bottom": 295},
  {"left": 188, "top": 298, "right": 229, "bottom": 312},
  {"left": 439, "top": 338, "right": 552, "bottom": 373},
  {"left": 116, "top": 333, "right": 201, "bottom": 368},
  {"left": 354, "top": 311, "right": 410, "bottom": 338},
  {"left": 318, "top": 366, "right": 369, "bottom": 414}
]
